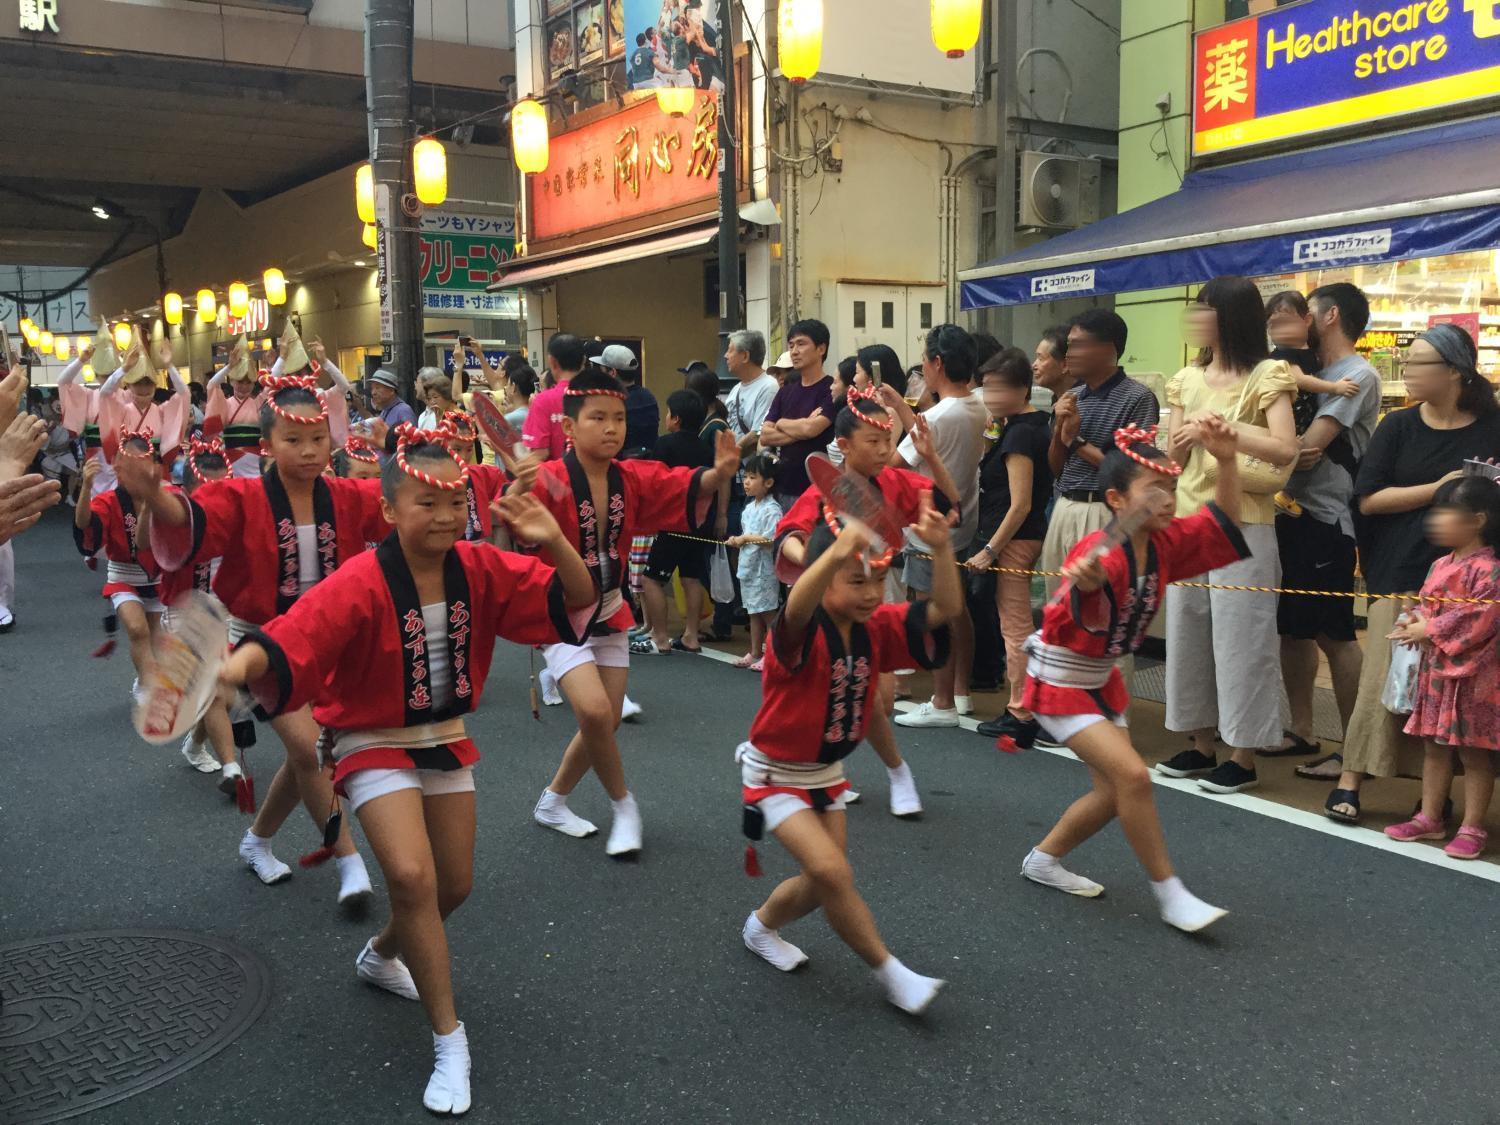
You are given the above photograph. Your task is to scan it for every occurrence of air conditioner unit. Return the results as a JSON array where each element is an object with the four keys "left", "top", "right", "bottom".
[{"left": 1017, "top": 151, "right": 1101, "bottom": 232}]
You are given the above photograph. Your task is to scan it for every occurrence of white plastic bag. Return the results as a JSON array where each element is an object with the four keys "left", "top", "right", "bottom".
[
  {"left": 710, "top": 544, "right": 735, "bottom": 605},
  {"left": 1381, "top": 637, "right": 1421, "bottom": 715}
]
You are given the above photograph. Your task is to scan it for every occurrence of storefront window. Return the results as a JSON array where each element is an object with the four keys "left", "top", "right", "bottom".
[{"left": 1256, "top": 249, "right": 1500, "bottom": 401}]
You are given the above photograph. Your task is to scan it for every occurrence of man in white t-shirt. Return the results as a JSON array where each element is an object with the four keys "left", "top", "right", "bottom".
[
  {"left": 890, "top": 324, "right": 988, "bottom": 729},
  {"left": 724, "top": 329, "right": 777, "bottom": 456}
]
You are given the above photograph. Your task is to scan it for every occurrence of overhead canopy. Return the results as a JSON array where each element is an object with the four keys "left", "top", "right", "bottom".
[
  {"left": 960, "top": 115, "right": 1500, "bottom": 309},
  {"left": 490, "top": 222, "right": 717, "bottom": 290}
]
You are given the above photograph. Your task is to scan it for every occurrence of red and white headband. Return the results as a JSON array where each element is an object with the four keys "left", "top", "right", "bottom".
[
  {"left": 259, "top": 373, "right": 329, "bottom": 424},
  {"left": 344, "top": 435, "right": 382, "bottom": 465},
  {"left": 1114, "top": 424, "right": 1183, "bottom": 477},
  {"left": 563, "top": 386, "right": 627, "bottom": 402},
  {"left": 186, "top": 435, "right": 226, "bottom": 476},
  {"left": 117, "top": 425, "right": 156, "bottom": 457},
  {"left": 393, "top": 422, "right": 470, "bottom": 490},
  {"left": 443, "top": 409, "right": 478, "bottom": 443},
  {"left": 845, "top": 386, "right": 893, "bottom": 432}
]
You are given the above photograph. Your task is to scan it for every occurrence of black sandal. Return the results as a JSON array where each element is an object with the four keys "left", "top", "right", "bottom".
[
  {"left": 1324, "top": 788, "right": 1361, "bottom": 824},
  {"left": 1258, "top": 730, "right": 1322, "bottom": 758}
]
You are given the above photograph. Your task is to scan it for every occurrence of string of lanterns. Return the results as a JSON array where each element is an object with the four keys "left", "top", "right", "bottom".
[
  {"left": 353, "top": 138, "right": 448, "bottom": 239},
  {"left": 508, "top": 0, "right": 983, "bottom": 173}
]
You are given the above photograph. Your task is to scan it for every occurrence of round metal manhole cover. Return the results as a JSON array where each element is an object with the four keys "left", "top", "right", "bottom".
[{"left": 0, "top": 930, "right": 270, "bottom": 1124}]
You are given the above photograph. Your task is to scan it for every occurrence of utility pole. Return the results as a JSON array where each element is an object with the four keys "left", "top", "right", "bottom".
[
  {"left": 715, "top": 2, "right": 741, "bottom": 378},
  {"left": 365, "top": 0, "right": 424, "bottom": 393}
]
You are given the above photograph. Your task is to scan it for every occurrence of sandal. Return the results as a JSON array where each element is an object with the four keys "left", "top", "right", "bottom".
[
  {"left": 1258, "top": 730, "right": 1322, "bottom": 758},
  {"left": 629, "top": 636, "right": 669, "bottom": 655},
  {"left": 731, "top": 652, "right": 758, "bottom": 668},
  {"left": 1324, "top": 787, "right": 1361, "bottom": 824},
  {"left": 1383, "top": 810, "right": 1446, "bottom": 842},
  {"left": 670, "top": 638, "right": 702, "bottom": 654},
  {"left": 1444, "top": 825, "right": 1488, "bottom": 860},
  {"left": 1295, "top": 752, "right": 1344, "bottom": 780}
]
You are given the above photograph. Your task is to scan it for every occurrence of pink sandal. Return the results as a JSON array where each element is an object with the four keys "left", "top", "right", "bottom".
[
  {"left": 1444, "top": 825, "right": 1488, "bottom": 860},
  {"left": 731, "top": 652, "right": 757, "bottom": 669},
  {"left": 1383, "top": 811, "right": 1446, "bottom": 842},
  {"left": 749, "top": 658, "right": 765, "bottom": 673}
]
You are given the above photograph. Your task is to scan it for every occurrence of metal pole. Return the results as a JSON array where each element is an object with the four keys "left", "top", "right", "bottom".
[
  {"left": 715, "top": 1, "right": 741, "bottom": 378},
  {"left": 365, "top": 0, "right": 423, "bottom": 395}
]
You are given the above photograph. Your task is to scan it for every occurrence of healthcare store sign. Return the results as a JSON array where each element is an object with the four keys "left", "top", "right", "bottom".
[
  {"left": 1192, "top": 0, "right": 1500, "bottom": 158},
  {"left": 420, "top": 211, "right": 520, "bottom": 318}
]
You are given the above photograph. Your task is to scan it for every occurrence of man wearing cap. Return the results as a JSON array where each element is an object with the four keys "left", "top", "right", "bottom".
[
  {"left": 367, "top": 368, "right": 416, "bottom": 437},
  {"left": 596, "top": 344, "right": 658, "bottom": 458}
]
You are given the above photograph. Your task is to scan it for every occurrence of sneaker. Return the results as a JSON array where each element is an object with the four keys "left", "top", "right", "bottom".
[
  {"left": 180, "top": 732, "right": 220, "bottom": 773},
  {"left": 977, "top": 712, "right": 1039, "bottom": 752},
  {"left": 537, "top": 667, "right": 564, "bottom": 707},
  {"left": 1383, "top": 811, "right": 1446, "bottom": 842},
  {"left": 620, "top": 696, "right": 643, "bottom": 722},
  {"left": 953, "top": 694, "right": 973, "bottom": 717},
  {"left": 1444, "top": 825, "right": 1487, "bottom": 860},
  {"left": 1197, "top": 760, "right": 1259, "bottom": 794},
  {"left": 894, "top": 702, "right": 960, "bottom": 729},
  {"left": 218, "top": 760, "right": 243, "bottom": 797},
  {"left": 1154, "top": 749, "right": 1218, "bottom": 778}
]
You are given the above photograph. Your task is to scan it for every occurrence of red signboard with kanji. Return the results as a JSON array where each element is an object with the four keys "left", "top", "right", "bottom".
[{"left": 526, "top": 90, "right": 720, "bottom": 245}]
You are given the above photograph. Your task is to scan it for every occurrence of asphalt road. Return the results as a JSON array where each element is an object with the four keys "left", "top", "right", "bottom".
[{"left": 4, "top": 508, "right": 1499, "bottom": 1125}]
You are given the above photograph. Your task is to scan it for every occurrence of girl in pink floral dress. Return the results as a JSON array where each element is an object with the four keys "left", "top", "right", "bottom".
[{"left": 1384, "top": 476, "right": 1500, "bottom": 860}]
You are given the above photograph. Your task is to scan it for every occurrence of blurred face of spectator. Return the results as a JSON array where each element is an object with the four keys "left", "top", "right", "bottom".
[
  {"left": 1267, "top": 304, "right": 1314, "bottom": 349},
  {"left": 369, "top": 382, "right": 395, "bottom": 409},
  {"left": 1032, "top": 339, "right": 1067, "bottom": 392},
  {"left": 1400, "top": 338, "right": 1459, "bottom": 404},
  {"left": 1181, "top": 305, "right": 1219, "bottom": 352},
  {"left": 980, "top": 373, "right": 1028, "bottom": 420},
  {"left": 1064, "top": 326, "right": 1116, "bottom": 383}
]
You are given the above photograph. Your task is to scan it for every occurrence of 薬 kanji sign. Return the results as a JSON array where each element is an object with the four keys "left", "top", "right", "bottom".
[{"left": 1193, "top": 0, "right": 1500, "bottom": 158}]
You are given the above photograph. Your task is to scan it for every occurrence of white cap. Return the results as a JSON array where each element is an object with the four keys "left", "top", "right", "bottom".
[
  {"left": 592, "top": 344, "right": 639, "bottom": 372},
  {"left": 768, "top": 350, "right": 794, "bottom": 372}
]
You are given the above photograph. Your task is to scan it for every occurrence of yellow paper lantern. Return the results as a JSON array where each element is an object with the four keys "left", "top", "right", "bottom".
[
  {"left": 38, "top": 330, "right": 54, "bottom": 355},
  {"left": 163, "top": 291, "right": 184, "bottom": 325},
  {"left": 54, "top": 334, "right": 71, "bottom": 361},
  {"left": 82, "top": 363, "right": 96, "bottom": 383},
  {"left": 413, "top": 138, "right": 448, "bottom": 206},
  {"left": 76, "top": 335, "right": 88, "bottom": 355},
  {"left": 656, "top": 86, "right": 696, "bottom": 117},
  {"left": 21, "top": 323, "right": 39, "bottom": 346},
  {"left": 113, "top": 322, "right": 133, "bottom": 351},
  {"left": 228, "top": 282, "right": 249, "bottom": 318},
  {"left": 264, "top": 268, "right": 287, "bottom": 306},
  {"left": 510, "top": 98, "right": 550, "bottom": 174},
  {"left": 355, "top": 163, "right": 376, "bottom": 224},
  {"left": 778, "top": 0, "right": 823, "bottom": 84},
  {"left": 196, "top": 289, "right": 216, "bottom": 320},
  {"left": 362, "top": 223, "right": 378, "bottom": 249},
  {"left": 930, "top": 0, "right": 981, "bottom": 58},
  {"left": 18, "top": 317, "right": 32, "bottom": 333},
  {"left": 261, "top": 338, "right": 273, "bottom": 351}
]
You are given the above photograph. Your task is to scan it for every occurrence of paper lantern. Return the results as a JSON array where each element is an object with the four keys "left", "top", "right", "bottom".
[
  {"left": 656, "top": 86, "right": 696, "bottom": 117},
  {"left": 196, "top": 289, "right": 216, "bottom": 320},
  {"left": 355, "top": 162, "right": 375, "bottom": 224},
  {"left": 510, "top": 98, "right": 550, "bottom": 174},
  {"left": 54, "top": 334, "right": 71, "bottom": 361},
  {"left": 228, "top": 282, "right": 249, "bottom": 318},
  {"left": 413, "top": 138, "right": 447, "bottom": 206},
  {"left": 362, "top": 223, "right": 378, "bottom": 249},
  {"left": 163, "top": 291, "right": 184, "bottom": 325},
  {"left": 18, "top": 317, "right": 32, "bottom": 333},
  {"left": 778, "top": 0, "right": 823, "bottom": 84},
  {"left": 261, "top": 339, "right": 273, "bottom": 351},
  {"left": 21, "top": 322, "right": 38, "bottom": 346},
  {"left": 264, "top": 268, "right": 287, "bottom": 306},
  {"left": 76, "top": 335, "right": 88, "bottom": 355},
  {"left": 38, "top": 330, "right": 53, "bottom": 355},
  {"left": 930, "top": 0, "right": 981, "bottom": 58},
  {"left": 82, "top": 364, "right": 96, "bottom": 383},
  {"left": 113, "top": 322, "right": 133, "bottom": 351}
]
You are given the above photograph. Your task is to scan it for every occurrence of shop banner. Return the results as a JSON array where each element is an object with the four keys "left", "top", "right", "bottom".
[
  {"left": 441, "top": 348, "right": 509, "bottom": 376},
  {"left": 419, "top": 211, "right": 519, "bottom": 319},
  {"left": 622, "top": 0, "right": 724, "bottom": 91},
  {"left": 960, "top": 203, "right": 1500, "bottom": 309},
  {"left": 526, "top": 90, "right": 720, "bottom": 244},
  {"left": 1193, "top": 0, "right": 1500, "bottom": 158}
]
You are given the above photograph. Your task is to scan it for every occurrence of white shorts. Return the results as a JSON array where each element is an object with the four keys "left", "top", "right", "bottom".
[
  {"left": 111, "top": 588, "right": 165, "bottom": 615},
  {"left": 543, "top": 631, "right": 631, "bottom": 681},
  {"left": 758, "top": 790, "right": 848, "bottom": 832},
  {"left": 1036, "top": 712, "right": 1129, "bottom": 745},
  {"left": 342, "top": 766, "right": 476, "bottom": 813}
]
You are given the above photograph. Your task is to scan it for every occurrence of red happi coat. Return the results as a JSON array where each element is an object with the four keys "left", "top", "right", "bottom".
[
  {"left": 151, "top": 467, "right": 388, "bottom": 626},
  {"left": 244, "top": 535, "right": 595, "bottom": 779},
  {"left": 460, "top": 462, "right": 510, "bottom": 542},
  {"left": 73, "top": 485, "right": 162, "bottom": 596},
  {"left": 1023, "top": 502, "right": 1249, "bottom": 718},
  {"left": 772, "top": 464, "right": 934, "bottom": 582},
  {"left": 533, "top": 451, "right": 711, "bottom": 634},
  {"left": 749, "top": 602, "right": 949, "bottom": 767}
]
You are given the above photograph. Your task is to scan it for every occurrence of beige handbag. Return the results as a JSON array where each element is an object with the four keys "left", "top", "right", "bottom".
[{"left": 1195, "top": 361, "right": 1294, "bottom": 495}]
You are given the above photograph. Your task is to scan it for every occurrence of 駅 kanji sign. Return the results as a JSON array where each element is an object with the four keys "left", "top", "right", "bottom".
[{"left": 1193, "top": 0, "right": 1500, "bottom": 158}]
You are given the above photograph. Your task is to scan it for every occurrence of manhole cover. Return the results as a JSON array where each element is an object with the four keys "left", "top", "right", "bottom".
[{"left": 0, "top": 929, "right": 269, "bottom": 1124}]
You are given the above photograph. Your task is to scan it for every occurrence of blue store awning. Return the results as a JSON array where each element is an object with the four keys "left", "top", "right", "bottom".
[{"left": 960, "top": 115, "right": 1500, "bottom": 310}]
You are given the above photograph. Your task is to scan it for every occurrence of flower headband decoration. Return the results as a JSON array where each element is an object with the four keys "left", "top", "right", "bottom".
[
  {"left": 845, "top": 385, "right": 894, "bottom": 432},
  {"left": 344, "top": 434, "right": 382, "bottom": 465},
  {"left": 443, "top": 409, "right": 478, "bottom": 443},
  {"left": 393, "top": 422, "right": 470, "bottom": 490},
  {"left": 1114, "top": 424, "right": 1183, "bottom": 477},
  {"left": 259, "top": 373, "right": 329, "bottom": 424},
  {"left": 186, "top": 435, "right": 226, "bottom": 476}
]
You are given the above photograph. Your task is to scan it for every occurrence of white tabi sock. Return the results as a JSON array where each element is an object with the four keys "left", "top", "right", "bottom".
[
  {"left": 874, "top": 956, "right": 945, "bottom": 1014},
  {"left": 1151, "top": 875, "right": 1227, "bottom": 933},
  {"left": 423, "top": 1021, "right": 472, "bottom": 1115}
]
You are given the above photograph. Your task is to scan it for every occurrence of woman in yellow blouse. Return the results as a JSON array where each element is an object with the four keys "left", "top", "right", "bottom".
[{"left": 1156, "top": 276, "right": 1299, "bottom": 796}]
